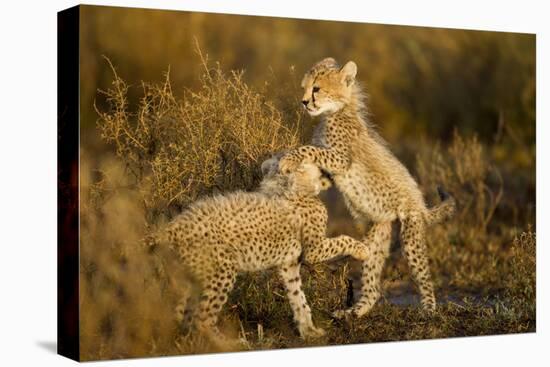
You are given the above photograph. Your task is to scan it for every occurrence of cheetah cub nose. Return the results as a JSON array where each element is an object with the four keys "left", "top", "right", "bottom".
[{"left": 302, "top": 100, "right": 309, "bottom": 106}]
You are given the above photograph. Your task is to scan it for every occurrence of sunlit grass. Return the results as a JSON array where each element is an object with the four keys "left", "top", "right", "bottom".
[{"left": 80, "top": 58, "right": 535, "bottom": 360}]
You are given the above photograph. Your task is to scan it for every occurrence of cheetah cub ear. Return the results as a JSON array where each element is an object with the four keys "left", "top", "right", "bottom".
[
  {"left": 261, "top": 156, "right": 279, "bottom": 177},
  {"left": 340, "top": 61, "right": 357, "bottom": 87},
  {"left": 261, "top": 152, "right": 287, "bottom": 176}
]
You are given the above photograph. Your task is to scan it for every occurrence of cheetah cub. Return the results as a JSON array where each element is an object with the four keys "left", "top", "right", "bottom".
[
  {"left": 279, "top": 58, "right": 456, "bottom": 318},
  {"left": 147, "top": 155, "right": 370, "bottom": 346}
]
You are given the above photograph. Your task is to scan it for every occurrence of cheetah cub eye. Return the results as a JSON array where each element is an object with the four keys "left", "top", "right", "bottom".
[{"left": 319, "top": 177, "right": 332, "bottom": 191}]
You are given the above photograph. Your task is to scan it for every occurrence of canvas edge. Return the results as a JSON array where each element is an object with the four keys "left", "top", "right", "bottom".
[{"left": 57, "top": 4, "right": 81, "bottom": 362}]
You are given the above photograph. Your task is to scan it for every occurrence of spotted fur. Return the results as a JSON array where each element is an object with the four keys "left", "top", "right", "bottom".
[
  {"left": 147, "top": 156, "right": 370, "bottom": 345},
  {"left": 280, "top": 58, "right": 456, "bottom": 318}
]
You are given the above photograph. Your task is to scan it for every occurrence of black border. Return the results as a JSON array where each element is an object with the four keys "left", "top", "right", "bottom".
[{"left": 57, "top": 5, "right": 80, "bottom": 362}]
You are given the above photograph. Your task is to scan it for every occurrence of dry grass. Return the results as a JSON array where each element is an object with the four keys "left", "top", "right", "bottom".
[
  {"left": 417, "top": 130, "right": 503, "bottom": 238},
  {"left": 95, "top": 49, "right": 304, "bottom": 222},
  {"left": 507, "top": 230, "right": 536, "bottom": 313},
  {"left": 82, "top": 54, "right": 307, "bottom": 359},
  {"left": 80, "top": 59, "right": 535, "bottom": 361}
]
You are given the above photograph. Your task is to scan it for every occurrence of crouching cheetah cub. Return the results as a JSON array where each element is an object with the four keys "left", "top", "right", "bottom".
[
  {"left": 147, "top": 155, "right": 370, "bottom": 346},
  {"left": 279, "top": 58, "right": 456, "bottom": 318}
]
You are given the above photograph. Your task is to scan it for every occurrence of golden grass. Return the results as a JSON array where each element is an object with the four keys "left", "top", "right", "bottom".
[
  {"left": 95, "top": 49, "right": 304, "bottom": 222},
  {"left": 417, "top": 130, "right": 503, "bottom": 238},
  {"left": 80, "top": 59, "right": 535, "bottom": 361},
  {"left": 82, "top": 55, "right": 308, "bottom": 359}
]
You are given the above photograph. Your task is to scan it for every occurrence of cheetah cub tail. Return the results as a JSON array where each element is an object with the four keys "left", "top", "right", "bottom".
[{"left": 424, "top": 186, "right": 456, "bottom": 226}]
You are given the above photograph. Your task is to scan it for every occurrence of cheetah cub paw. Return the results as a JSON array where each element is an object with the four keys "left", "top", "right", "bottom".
[
  {"left": 331, "top": 308, "right": 356, "bottom": 320},
  {"left": 355, "top": 245, "right": 371, "bottom": 261},
  {"left": 299, "top": 324, "right": 326, "bottom": 339}
]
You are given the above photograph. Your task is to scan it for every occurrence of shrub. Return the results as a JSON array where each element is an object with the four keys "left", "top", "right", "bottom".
[
  {"left": 416, "top": 130, "right": 503, "bottom": 240},
  {"left": 95, "top": 51, "right": 303, "bottom": 221},
  {"left": 83, "top": 53, "right": 307, "bottom": 358},
  {"left": 413, "top": 131, "right": 508, "bottom": 292}
]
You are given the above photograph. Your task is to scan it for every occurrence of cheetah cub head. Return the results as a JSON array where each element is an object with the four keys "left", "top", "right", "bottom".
[
  {"left": 300, "top": 57, "right": 358, "bottom": 117},
  {"left": 289, "top": 162, "right": 332, "bottom": 196},
  {"left": 260, "top": 154, "right": 332, "bottom": 197}
]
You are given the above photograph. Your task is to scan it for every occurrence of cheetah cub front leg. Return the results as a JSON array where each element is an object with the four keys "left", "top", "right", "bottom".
[{"left": 279, "top": 261, "right": 326, "bottom": 338}]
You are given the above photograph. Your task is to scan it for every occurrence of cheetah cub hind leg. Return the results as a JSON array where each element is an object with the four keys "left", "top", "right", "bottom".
[{"left": 332, "top": 222, "right": 392, "bottom": 320}]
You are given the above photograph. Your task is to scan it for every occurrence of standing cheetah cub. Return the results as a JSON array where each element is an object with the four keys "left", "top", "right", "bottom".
[
  {"left": 147, "top": 155, "right": 370, "bottom": 345},
  {"left": 279, "top": 58, "right": 456, "bottom": 318}
]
